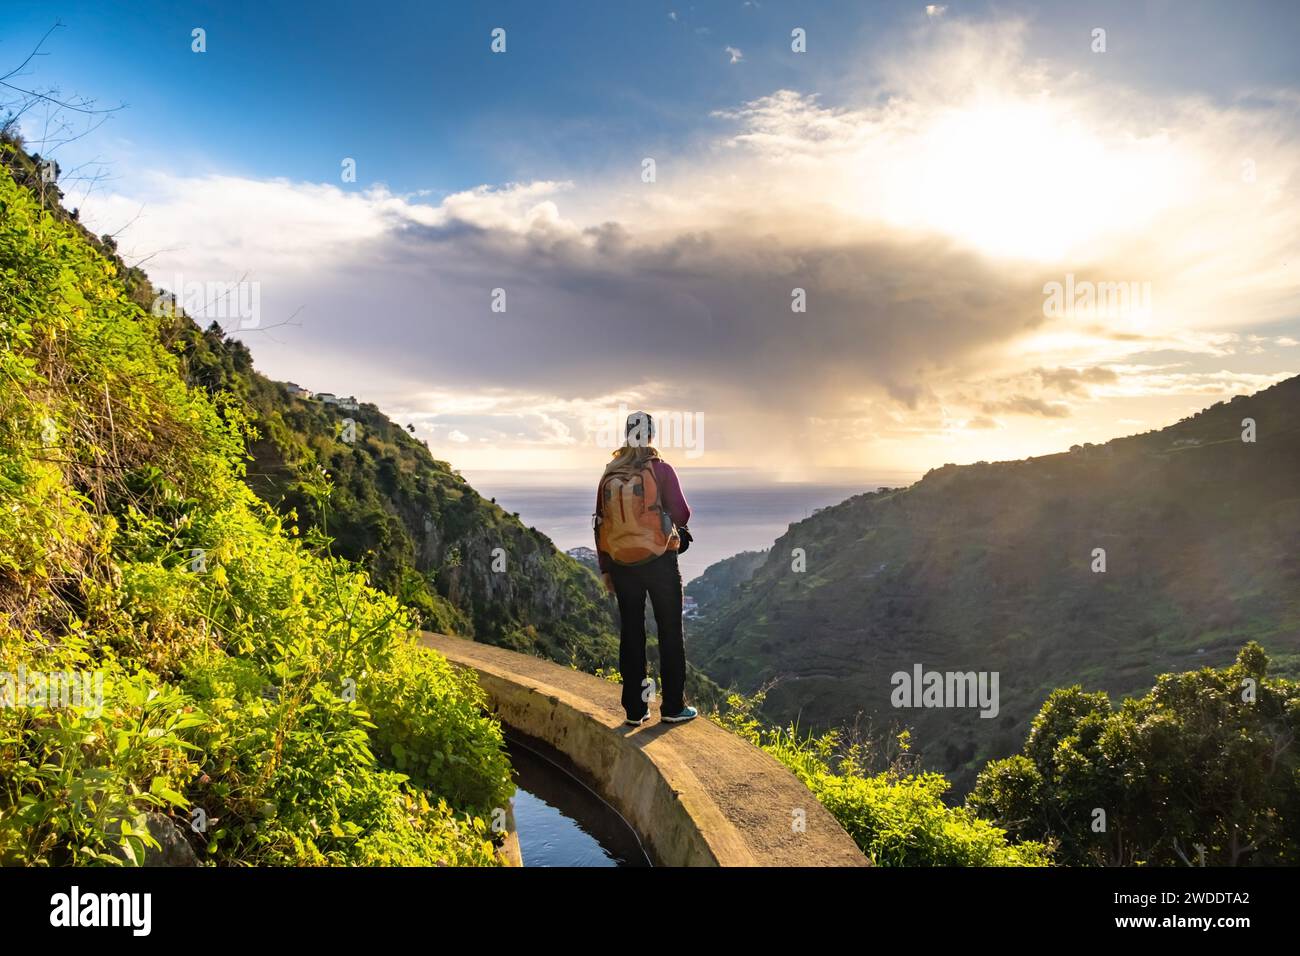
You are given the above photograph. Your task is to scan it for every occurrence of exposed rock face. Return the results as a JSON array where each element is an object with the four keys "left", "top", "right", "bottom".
[{"left": 566, "top": 547, "right": 600, "bottom": 575}]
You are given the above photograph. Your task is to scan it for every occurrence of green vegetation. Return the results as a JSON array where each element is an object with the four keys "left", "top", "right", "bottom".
[
  {"left": 5, "top": 125, "right": 1291, "bottom": 868},
  {"left": 174, "top": 325, "right": 619, "bottom": 670},
  {"left": 0, "top": 145, "right": 512, "bottom": 865},
  {"left": 714, "top": 690, "right": 1051, "bottom": 865},
  {"left": 970, "top": 643, "right": 1300, "bottom": 866},
  {"left": 685, "top": 548, "right": 767, "bottom": 615},
  {"left": 692, "top": 377, "right": 1300, "bottom": 791},
  {"left": 707, "top": 646, "right": 1297, "bottom": 866},
  {"left": 605, "top": 671, "right": 1045, "bottom": 866},
  {"left": 1, "top": 136, "right": 620, "bottom": 672},
  {"left": 606, "top": 638, "right": 1299, "bottom": 866}
]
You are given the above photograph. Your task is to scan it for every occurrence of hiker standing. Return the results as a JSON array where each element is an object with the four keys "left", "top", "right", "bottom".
[{"left": 593, "top": 411, "right": 697, "bottom": 726}]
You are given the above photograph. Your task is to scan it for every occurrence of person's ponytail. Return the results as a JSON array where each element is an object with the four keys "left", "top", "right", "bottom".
[{"left": 604, "top": 443, "right": 660, "bottom": 476}]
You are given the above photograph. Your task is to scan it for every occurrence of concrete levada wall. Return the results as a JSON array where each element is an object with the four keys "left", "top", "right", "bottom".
[{"left": 421, "top": 633, "right": 869, "bottom": 868}]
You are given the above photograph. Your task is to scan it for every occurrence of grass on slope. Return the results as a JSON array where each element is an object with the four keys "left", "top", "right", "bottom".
[{"left": 0, "top": 145, "right": 513, "bottom": 866}]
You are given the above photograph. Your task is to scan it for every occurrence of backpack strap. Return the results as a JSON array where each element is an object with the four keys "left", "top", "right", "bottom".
[{"left": 643, "top": 461, "right": 662, "bottom": 511}]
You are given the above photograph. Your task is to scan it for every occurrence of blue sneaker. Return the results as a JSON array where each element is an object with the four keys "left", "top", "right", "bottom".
[{"left": 661, "top": 705, "right": 698, "bottom": 724}]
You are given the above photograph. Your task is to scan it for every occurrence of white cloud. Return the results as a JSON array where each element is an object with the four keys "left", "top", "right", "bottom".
[{"left": 74, "top": 17, "right": 1300, "bottom": 473}]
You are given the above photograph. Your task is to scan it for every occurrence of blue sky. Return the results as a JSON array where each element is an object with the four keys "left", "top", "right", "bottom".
[
  {"left": 5, "top": 0, "right": 1300, "bottom": 195},
  {"left": 2, "top": 1, "right": 1298, "bottom": 477}
]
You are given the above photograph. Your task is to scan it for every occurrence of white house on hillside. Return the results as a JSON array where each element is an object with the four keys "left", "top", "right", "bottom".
[
  {"left": 285, "top": 382, "right": 312, "bottom": 399},
  {"left": 308, "top": 391, "right": 358, "bottom": 409}
]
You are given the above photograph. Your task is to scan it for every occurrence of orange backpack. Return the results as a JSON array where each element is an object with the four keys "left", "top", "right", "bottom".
[{"left": 595, "top": 460, "right": 680, "bottom": 566}]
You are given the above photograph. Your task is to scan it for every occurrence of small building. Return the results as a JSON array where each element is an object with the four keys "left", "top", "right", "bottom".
[
  {"left": 315, "top": 392, "right": 338, "bottom": 405},
  {"left": 337, "top": 396, "right": 359, "bottom": 411},
  {"left": 285, "top": 382, "right": 312, "bottom": 399}
]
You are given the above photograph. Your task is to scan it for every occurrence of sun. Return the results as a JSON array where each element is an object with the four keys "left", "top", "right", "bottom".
[{"left": 870, "top": 97, "right": 1187, "bottom": 262}]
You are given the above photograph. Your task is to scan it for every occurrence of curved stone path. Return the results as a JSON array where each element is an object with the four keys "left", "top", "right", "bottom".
[{"left": 420, "top": 632, "right": 869, "bottom": 867}]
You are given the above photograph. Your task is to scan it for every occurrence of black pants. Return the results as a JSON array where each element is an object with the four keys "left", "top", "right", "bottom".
[{"left": 610, "top": 551, "right": 687, "bottom": 719}]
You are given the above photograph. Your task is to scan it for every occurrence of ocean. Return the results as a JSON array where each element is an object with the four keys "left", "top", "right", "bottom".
[{"left": 462, "top": 468, "right": 918, "bottom": 584}]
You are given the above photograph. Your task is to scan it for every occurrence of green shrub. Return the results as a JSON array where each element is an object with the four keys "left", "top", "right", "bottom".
[
  {"left": 363, "top": 640, "right": 513, "bottom": 815},
  {"left": 0, "top": 637, "right": 201, "bottom": 866},
  {"left": 0, "top": 149, "right": 511, "bottom": 866},
  {"left": 715, "top": 691, "right": 1050, "bottom": 866},
  {"left": 970, "top": 643, "right": 1300, "bottom": 866}
]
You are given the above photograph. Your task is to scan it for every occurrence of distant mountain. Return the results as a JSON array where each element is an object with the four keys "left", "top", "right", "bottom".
[
  {"left": 691, "top": 377, "right": 1300, "bottom": 790},
  {"left": 686, "top": 549, "right": 768, "bottom": 614}
]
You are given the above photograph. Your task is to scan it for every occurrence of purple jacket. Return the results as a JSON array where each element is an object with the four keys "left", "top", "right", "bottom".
[{"left": 595, "top": 459, "right": 691, "bottom": 573}]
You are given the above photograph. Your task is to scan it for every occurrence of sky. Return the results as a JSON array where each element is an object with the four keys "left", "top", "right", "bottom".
[{"left": 3, "top": 0, "right": 1298, "bottom": 481}]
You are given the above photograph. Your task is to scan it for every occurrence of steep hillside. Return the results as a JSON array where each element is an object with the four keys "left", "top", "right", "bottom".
[
  {"left": 693, "top": 378, "right": 1300, "bottom": 790},
  {"left": 565, "top": 546, "right": 600, "bottom": 573},
  {"left": 0, "top": 138, "right": 618, "bottom": 671},
  {"left": 174, "top": 328, "right": 619, "bottom": 668},
  {"left": 686, "top": 549, "right": 768, "bottom": 613},
  {"left": 0, "top": 142, "right": 512, "bottom": 865}
]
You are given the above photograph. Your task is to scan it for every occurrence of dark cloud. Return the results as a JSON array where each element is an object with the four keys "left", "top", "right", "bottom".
[
  {"left": 266, "top": 213, "right": 1048, "bottom": 423},
  {"left": 1034, "top": 366, "right": 1119, "bottom": 395},
  {"left": 980, "top": 396, "right": 1072, "bottom": 418}
]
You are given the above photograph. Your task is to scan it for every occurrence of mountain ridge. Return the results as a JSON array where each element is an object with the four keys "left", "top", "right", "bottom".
[
  {"left": 691, "top": 375, "right": 1300, "bottom": 790},
  {"left": 174, "top": 327, "right": 620, "bottom": 668},
  {"left": 0, "top": 137, "right": 620, "bottom": 670}
]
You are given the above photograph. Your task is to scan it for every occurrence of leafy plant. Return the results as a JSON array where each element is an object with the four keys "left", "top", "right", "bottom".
[
  {"left": 714, "top": 690, "right": 1051, "bottom": 866},
  {"left": 0, "top": 146, "right": 511, "bottom": 866},
  {"left": 970, "top": 642, "right": 1300, "bottom": 866}
]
